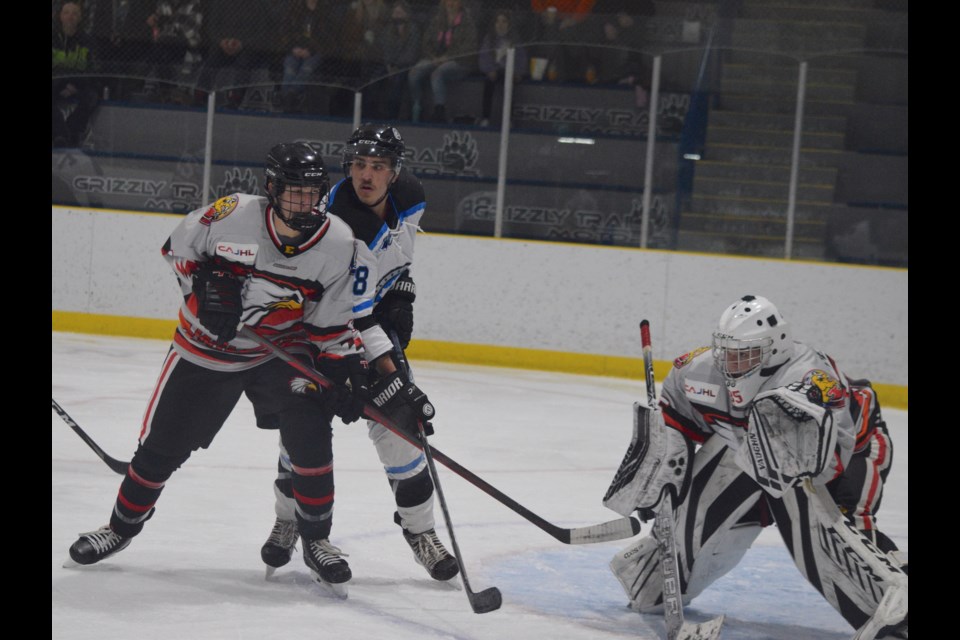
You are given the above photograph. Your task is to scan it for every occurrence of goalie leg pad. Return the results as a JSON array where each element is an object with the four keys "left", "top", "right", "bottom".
[
  {"left": 604, "top": 401, "right": 694, "bottom": 517},
  {"left": 768, "top": 480, "right": 907, "bottom": 634},
  {"left": 610, "top": 535, "right": 667, "bottom": 613},
  {"left": 610, "top": 437, "right": 765, "bottom": 611},
  {"left": 685, "top": 521, "right": 762, "bottom": 603}
]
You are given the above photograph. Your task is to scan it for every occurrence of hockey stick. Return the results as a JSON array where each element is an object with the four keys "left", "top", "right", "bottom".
[
  {"left": 639, "top": 321, "right": 724, "bottom": 640},
  {"left": 388, "top": 330, "right": 502, "bottom": 614},
  {"left": 52, "top": 398, "right": 130, "bottom": 475},
  {"left": 238, "top": 325, "right": 641, "bottom": 545}
]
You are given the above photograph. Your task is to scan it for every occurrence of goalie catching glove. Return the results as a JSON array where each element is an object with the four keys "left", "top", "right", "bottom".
[
  {"left": 369, "top": 370, "right": 435, "bottom": 439},
  {"left": 734, "top": 385, "right": 838, "bottom": 499},
  {"left": 192, "top": 264, "right": 243, "bottom": 345},
  {"left": 603, "top": 402, "right": 694, "bottom": 521}
]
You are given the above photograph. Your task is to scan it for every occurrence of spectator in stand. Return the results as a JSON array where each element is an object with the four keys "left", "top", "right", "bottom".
[
  {"left": 53, "top": 1, "right": 100, "bottom": 147},
  {"left": 584, "top": 0, "right": 654, "bottom": 106},
  {"left": 339, "top": 0, "right": 391, "bottom": 117},
  {"left": 528, "top": 0, "right": 596, "bottom": 82},
  {"left": 340, "top": 0, "right": 391, "bottom": 80},
  {"left": 76, "top": 0, "right": 115, "bottom": 67},
  {"left": 405, "top": 0, "right": 438, "bottom": 17},
  {"left": 276, "top": 0, "right": 335, "bottom": 112},
  {"left": 408, "top": 0, "right": 478, "bottom": 123},
  {"left": 198, "top": 0, "right": 275, "bottom": 109},
  {"left": 473, "top": 0, "right": 525, "bottom": 37},
  {"left": 476, "top": 10, "right": 527, "bottom": 127},
  {"left": 378, "top": 0, "right": 422, "bottom": 120},
  {"left": 92, "top": 0, "right": 156, "bottom": 81},
  {"left": 141, "top": 0, "right": 204, "bottom": 102}
]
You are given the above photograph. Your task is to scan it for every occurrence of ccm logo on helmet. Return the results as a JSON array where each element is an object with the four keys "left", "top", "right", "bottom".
[{"left": 303, "top": 171, "right": 325, "bottom": 178}]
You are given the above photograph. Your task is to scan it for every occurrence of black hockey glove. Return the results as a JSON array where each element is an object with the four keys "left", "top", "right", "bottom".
[
  {"left": 369, "top": 370, "right": 435, "bottom": 439},
  {"left": 193, "top": 265, "right": 243, "bottom": 345},
  {"left": 317, "top": 354, "right": 370, "bottom": 424},
  {"left": 375, "top": 274, "right": 416, "bottom": 349}
]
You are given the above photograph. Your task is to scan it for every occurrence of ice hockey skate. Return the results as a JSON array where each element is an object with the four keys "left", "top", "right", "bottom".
[
  {"left": 302, "top": 537, "right": 352, "bottom": 598},
  {"left": 403, "top": 528, "right": 460, "bottom": 582},
  {"left": 64, "top": 525, "right": 132, "bottom": 567},
  {"left": 260, "top": 517, "right": 298, "bottom": 578}
]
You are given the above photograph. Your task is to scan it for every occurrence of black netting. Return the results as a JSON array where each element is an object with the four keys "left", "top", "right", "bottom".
[{"left": 53, "top": 1, "right": 908, "bottom": 266}]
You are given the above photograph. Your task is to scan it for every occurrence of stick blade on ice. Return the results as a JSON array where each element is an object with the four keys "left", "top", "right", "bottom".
[{"left": 468, "top": 586, "right": 503, "bottom": 614}]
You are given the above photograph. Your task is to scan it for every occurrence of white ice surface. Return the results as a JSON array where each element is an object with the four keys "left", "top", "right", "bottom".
[{"left": 52, "top": 332, "right": 907, "bottom": 639}]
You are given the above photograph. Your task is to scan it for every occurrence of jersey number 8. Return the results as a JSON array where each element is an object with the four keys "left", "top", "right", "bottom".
[{"left": 353, "top": 266, "right": 369, "bottom": 295}]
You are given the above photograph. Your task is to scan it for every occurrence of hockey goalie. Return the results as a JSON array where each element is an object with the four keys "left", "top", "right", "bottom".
[{"left": 603, "top": 296, "right": 907, "bottom": 639}]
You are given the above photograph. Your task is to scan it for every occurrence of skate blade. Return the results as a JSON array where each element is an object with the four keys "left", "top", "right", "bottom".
[
  {"left": 440, "top": 576, "right": 463, "bottom": 591},
  {"left": 675, "top": 615, "right": 725, "bottom": 640},
  {"left": 264, "top": 565, "right": 278, "bottom": 580},
  {"left": 310, "top": 572, "right": 349, "bottom": 599},
  {"left": 62, "top": 557, "right": 80, "bottom": 569}
]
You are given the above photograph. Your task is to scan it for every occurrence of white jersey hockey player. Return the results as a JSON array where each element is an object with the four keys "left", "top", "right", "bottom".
[
  {"left": 67, "top": 142, "right": 377, "bottom": 595},
  {"left": 259, "top": 125, "right": 458, "bottom": 584},
  {"left": 603, "top": 295, "right": 907, "bottom": 639}
]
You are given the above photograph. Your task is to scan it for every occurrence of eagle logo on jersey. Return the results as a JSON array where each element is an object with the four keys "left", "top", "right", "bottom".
[
  {"left": 200, "top": 195, "right": 239, "bottom": 226},
  {"left": 264, "top": 298, "right": 303, "bottom": 312},
  {"left": 241, "top": 279, "right": 308, "bottom": 327},
  {"left": 674, "top": 346, "right": 710, "bottom": 369},
  {"left": 789, "top": 369, "right": 846, "bottom": 408},
  {"left": 268, "top": 299, "right": 303, "bottom": 311},
  {"left": 289, "top": 376, "right": 319, "bottom": 397}
]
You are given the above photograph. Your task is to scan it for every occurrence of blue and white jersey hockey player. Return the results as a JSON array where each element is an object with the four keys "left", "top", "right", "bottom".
[{"left": 260, "top": 125, "right": 458, "bottom": 586}]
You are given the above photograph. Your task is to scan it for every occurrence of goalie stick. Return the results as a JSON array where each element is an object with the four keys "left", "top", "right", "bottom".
[
  {"left": 239, "top": 325, "right": 641, "bottom": 546},
  {"left": 388, "top": 330, "right": 502, "bottom": 614},
  {"left": 639, "top": 320, "right": 724, "bottom": 640},
  {"left": 52, "top": 398, "right": 130, "bottom": 475}
]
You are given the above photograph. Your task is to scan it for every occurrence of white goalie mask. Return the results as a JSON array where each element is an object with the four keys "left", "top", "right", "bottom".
[{"left": 712, "top": 295, "right": 793, "bottom": 411}]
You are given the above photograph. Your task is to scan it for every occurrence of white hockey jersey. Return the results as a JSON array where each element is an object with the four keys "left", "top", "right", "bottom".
[
  {"left": 161, "top": 192, "right": 376, "bottom": 372},
  {"left": 659, "top": 342, "right": 857, "bottom": 484},
  {"left": 328, "top": 168, "right": 425, "bottom": 360}
]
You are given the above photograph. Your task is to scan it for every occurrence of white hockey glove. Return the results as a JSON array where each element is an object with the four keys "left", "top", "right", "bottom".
[
  {"left": 735, "top": 386, "right": 838, "bottom": 499},
  {"left": 603, "top": 401, "right": 694, "bottom": 520}
]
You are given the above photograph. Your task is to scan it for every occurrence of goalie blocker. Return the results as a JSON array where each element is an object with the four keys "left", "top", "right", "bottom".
[{"left": 602, "top": 401, "right": 693, "bottom": 521}]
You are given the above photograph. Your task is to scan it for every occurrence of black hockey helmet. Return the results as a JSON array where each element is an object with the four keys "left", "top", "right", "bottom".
[
  {"left": 264, "top": 142, "right": 330, "bottom": 233},
  {"left": 341, "top": 123, "right": 406, "bottom": 178}
]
